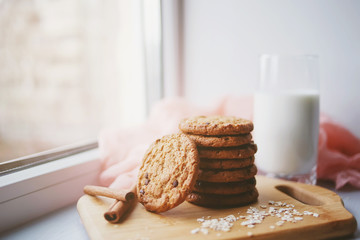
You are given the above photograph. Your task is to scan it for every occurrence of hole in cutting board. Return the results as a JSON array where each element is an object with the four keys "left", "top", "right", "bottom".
[{"left": 275, "top": 185, "right": 324, "bottom": 206}]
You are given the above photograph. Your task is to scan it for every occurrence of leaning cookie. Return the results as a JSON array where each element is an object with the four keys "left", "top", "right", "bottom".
[
  {"left": 198, "top": 143, "right": 257, "bottom": 159},
  {"left": 185, "top": 133, "right": 252, "bottom": 147},
  {"left": 137, "top": 133, "right": 199, "bottom": 213},
  {"left": 186, "top": 189, "right": 259, "bottom": 208},
  {"left": 193, "top": 178, "right": 256, "bottom": 195},
  {"left": 179, "top": 116, "right": 254, "bottom": 136}
]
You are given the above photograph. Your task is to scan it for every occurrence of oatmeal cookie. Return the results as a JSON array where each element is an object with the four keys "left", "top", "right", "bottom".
[
  {"left": 197, "top": 165, "right": 257, "bottom": 183},
  {"left": 193, "top": 178, "right": 256, "bottom": 195},
  {"left": 186, "top": 189, "right": 259, "bottom": 208},
  {"left": 185, "top": 133, "right": 252, "bottom": 147},
  {"left": 199, "top": 156, "right": 254, "bottom": 170},
  {"left": 198, "top": 143, "right": 257, "bottom": 159},
  {"left": 137, "top": 133, "right": 199, "bottom": 213},
  {"left": 179, "top": 116, "right": 253, "bottom": 136}
]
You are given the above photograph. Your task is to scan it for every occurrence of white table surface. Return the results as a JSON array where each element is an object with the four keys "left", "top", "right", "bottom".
[{"left": 1, "top": 183, "right": 360, "bottom": 240}]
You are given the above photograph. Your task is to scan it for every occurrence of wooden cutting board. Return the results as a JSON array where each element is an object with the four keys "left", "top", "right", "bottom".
[{"left": 77, "top": 176, "right": 357, "bottom": 239}]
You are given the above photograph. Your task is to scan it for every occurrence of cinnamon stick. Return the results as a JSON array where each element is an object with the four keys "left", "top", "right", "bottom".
[
  {"left": 104, "top": 185, "right": 137, "bottom": 223},
  {"left": 104, "top": 200, "right": 130, "bottom": 223},
  {"left": 84, "top": 185, "right": 135, "bottom": 202}
]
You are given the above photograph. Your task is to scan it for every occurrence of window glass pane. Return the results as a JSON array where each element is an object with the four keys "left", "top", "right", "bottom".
[{"left": 0, "top": 0, "right": 147, "bottom": 162}]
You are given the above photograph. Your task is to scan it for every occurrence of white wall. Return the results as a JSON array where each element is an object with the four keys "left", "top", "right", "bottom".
[{"left": 180, "top": 0, "right": 360, "bottom": 137}]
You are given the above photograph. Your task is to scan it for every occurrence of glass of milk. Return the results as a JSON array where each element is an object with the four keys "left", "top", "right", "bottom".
[{"left": 253, "top": 54, "right": 319, "bottom": 184}]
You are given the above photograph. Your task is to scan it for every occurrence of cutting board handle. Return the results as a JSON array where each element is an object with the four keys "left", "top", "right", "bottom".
[{"left": 275, "top": 181, "right": 344, "bottom": 207}]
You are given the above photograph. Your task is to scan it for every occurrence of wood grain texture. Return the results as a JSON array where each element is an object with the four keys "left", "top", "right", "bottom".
[{"left": 77, "top": 176, "right": 357, "bottom": 240}]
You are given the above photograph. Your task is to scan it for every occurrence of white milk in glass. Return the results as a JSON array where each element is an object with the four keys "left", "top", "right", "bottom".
[{"left": 254, "top": 90, "right": 319, "bottom": 177}]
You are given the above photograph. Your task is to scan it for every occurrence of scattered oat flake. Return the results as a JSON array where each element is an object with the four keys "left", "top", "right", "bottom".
[
  {"left": 193, "top": 215, "right": 237, "bottom": 234},
  {"left": 200, "top": 228, "right": 209, "bottom": 235},
  {"left": 192, "top": 200, "right": 321, "bottom": 235},
  {"left": 303, "top": 211, "right": 313, "bottom": 216},
  {"left": 276, "top": 220, "right": 285, "bottom": 226},
  {"left": 190, "top": 228, "right": 200, "bottom": 234}
]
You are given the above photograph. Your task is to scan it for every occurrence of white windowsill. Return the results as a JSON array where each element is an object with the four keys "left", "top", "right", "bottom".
[
  {"left": 1, "top": 204, "right": 89, "bottom": 240},
  {"left": 0, "top": 148, "right": 101, "bottom": 233}
]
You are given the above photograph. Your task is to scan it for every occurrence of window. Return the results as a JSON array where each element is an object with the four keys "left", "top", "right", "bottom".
[
  {"left": 0, "top": 0, "right": 163, "bottom": 232},
  {"left": 0, "top": 0, "right": 163, "bottom": 163}
]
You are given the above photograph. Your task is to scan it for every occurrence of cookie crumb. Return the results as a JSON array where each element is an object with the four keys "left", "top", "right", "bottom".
[{"left": 247, "top": 232, "right": 253, "bottom": 237}]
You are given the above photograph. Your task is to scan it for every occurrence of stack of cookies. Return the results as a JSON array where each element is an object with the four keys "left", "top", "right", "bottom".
[{"left": 179, "top": 116, "right": 258, "bottom": 208}]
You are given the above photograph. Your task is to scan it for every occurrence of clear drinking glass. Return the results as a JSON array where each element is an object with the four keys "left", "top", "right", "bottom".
[{"left": 253, "top": 54, "right": 320, "bottom": 184}]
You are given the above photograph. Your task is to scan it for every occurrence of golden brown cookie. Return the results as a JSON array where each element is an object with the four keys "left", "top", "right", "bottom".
[
  {"left": 186, "top": 189, "right": 259, "bottom": 208},
  {"left": 197, "top": 165, "right": 257, "bottom": 183},
  {"left": 193, "top": 178, "right": 256, "bottom": 195},
  {"left": 198, "top": 143, "right": 257, "bottom": 159},
  {"left": 185, "top": 133, "right": 252, "bottom": 147},
  {"left": 179, "top": 116, "right": 254, "bottom": 136},
  {"left": 137, "top": 133, "right": 199, "bottom": 213},
  {"left": 199, "top": 156, "right": 254, "bottom": 170}
]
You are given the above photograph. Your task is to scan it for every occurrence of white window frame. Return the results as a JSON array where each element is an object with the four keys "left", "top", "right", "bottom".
[
  {"left": 0, "top": 142, "right": 101, "bottom": 232},
  {"left": 161, "top": 0, "right": 184, "bottom": 97}
]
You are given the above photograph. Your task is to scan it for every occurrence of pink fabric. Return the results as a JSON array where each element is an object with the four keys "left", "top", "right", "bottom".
[
  {"left": 98, "top": 96, "right": 360, "bottom": 190},
  {"left": 98, "top": 98, "right": 214, "bottom": 189},
  {"left": 317, "top": 115, "right": 360, "bottom": 189}
]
